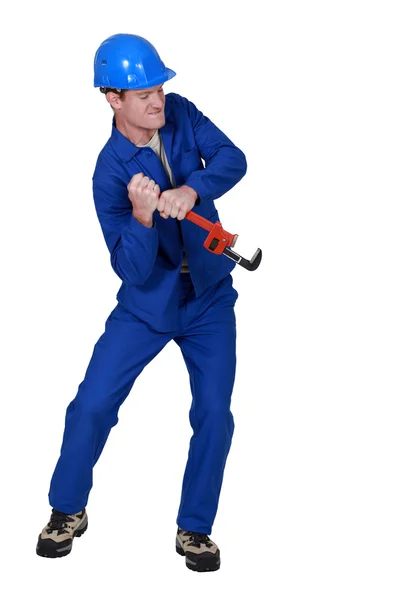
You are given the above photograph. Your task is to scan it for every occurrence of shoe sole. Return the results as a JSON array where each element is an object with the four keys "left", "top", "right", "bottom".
[
  {"left": 36, "top": 518, "right": 88, "bottom": 558},
  {"left": 176, "top": 544, "right": 221, "bottom": 572}
]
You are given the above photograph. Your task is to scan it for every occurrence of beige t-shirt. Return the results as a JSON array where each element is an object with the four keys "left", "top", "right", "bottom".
[{"left": 138, "top": 130, "right": 189, "bottom": 273}]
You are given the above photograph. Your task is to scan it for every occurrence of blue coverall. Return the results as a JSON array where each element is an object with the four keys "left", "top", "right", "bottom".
[{"left": 48, "top": 93, "right": 247, "bottom": 534}]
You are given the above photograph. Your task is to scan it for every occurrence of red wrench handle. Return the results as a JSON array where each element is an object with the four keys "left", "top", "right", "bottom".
[{"left": 184, "top": 210, "right": 214, "bottom": 232}]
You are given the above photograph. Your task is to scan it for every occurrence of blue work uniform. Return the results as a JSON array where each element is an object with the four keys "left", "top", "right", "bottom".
[{"left": 48, "top": 92, "right": 247, "bottom": 534}]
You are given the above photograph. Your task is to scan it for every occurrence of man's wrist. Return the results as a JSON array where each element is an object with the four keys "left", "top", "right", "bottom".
[
  {"left": 181, "top": 185, "right": 199, "bottom": 204},
  {"left": 133, "top": 211, "right": 153, "bottom": 228}
]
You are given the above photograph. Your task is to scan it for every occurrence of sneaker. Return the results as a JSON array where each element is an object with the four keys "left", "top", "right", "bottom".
[
  {"left": 176, "top": 527, "right": 221, "bottom": 571},
  {"left": 36, "top": 508, "right": 88, "bottom": 558}
]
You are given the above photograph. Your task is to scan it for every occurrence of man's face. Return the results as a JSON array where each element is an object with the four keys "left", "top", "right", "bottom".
[{"left": 114, "top": 84, "right": 166, "bottom": 130}]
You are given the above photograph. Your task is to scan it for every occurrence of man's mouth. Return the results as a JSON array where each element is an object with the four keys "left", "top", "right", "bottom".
[{"left": 149, "top": 110, "right": 162, "bottom": 115}]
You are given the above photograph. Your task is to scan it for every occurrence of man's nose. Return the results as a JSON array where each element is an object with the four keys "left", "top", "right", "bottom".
[{"left": 150, "top": 98, "right": 164, "bottom": 110}]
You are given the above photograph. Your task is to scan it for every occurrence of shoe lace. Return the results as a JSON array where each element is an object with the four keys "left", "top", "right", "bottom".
[
  {"left": 46, "top": 509, "right": 74, "bottom": 534},
  {"left": 187, "top": 532, "right": 212, "bottom": 548}
]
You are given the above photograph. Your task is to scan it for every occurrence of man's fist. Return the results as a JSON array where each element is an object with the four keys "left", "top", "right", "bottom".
[
  {"left": 157, "top": 185, "right": 198, "bottom": 220},
  {"left": 127, "top": 173, "right": 160, "bottom": 226}
]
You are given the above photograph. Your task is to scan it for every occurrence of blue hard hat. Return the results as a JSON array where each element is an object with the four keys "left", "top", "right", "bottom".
[{"left": 94, "top": 33, "right": 176, "bottom": 91}]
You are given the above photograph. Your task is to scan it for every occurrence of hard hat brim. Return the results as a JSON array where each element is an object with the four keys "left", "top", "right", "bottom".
[{"left": 94, "top": 67, "right": 176, "bottom": 90}]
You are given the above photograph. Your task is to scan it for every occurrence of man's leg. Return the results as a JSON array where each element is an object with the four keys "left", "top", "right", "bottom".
[
  {"left": 48, "top": 303, "right": 172, "bottom": 514},
  {"left": 174, "top": 275, "right": 238, "bottom": 535}
]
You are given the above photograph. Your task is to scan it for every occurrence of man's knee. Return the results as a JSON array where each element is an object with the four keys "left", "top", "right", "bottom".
[{"left": 70, "top": 380, "right": 131, "bottom": 422}]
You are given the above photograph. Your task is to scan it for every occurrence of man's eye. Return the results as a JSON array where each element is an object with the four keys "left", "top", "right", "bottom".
[{"left": 140, "top": 88, "right": 162, "bottom": 99}]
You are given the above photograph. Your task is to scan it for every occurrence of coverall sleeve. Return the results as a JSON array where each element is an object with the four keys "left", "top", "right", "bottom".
[
  {"left": 92, "top": 175, "right": 159, "bottom": 286},
  {"left": 178, "top": 95, "right": 247, "bottom": 205}
]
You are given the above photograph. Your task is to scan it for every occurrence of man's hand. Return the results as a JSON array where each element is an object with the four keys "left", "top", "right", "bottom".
[
  {"left": 157, "top": 185, "right": 198, "bottom": 220},
  {"left": 127, "top": 173, "right": 160, "bottom": 227}
]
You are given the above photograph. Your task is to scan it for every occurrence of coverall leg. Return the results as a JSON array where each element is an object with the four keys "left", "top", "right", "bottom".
[
  {"left": 174, "top": 273, "right": 238, "bottom": 535},
  {"left": 48, "top": 306, "right": 174, "bottom": 514}
]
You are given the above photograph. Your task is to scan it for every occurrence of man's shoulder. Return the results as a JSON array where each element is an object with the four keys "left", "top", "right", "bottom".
[
  {"left": 165, "top": 93, "right": 203, "bottom": 126},
  {"left": 165, "top": 91, "right": 185, "bottom": 105},
  {"left": 92, "top": 143, "right": 119, "bottom": 181},
  {"left": 165, "top": 92, "right": 192, "bottom": 115}
]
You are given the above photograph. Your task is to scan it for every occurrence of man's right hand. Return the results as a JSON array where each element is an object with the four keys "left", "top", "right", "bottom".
[{"left": 127, "top": 173, "right": 160, "bottom": 227}]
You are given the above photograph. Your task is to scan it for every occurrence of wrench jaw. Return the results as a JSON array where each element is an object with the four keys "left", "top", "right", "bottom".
[
  {"left": 222, "top": 247, "right": 262, "bottom": 271},
  {"left": 244, "top": 248, "right": 262, "bottom": 271}
]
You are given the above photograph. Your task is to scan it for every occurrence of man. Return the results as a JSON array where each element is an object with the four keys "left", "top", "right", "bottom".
[{"left": 36, "top": 33, "right": 247, "bottom": 572}]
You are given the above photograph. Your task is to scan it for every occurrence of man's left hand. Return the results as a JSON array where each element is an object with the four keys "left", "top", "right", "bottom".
[{"left": 157, "top": 185, "right": 198, "bottom": 220}]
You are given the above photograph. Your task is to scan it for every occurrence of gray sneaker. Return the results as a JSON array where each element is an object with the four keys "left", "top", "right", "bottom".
[
  {"left": 176, "top": 527, "right": 221, "bottom": 571},
  {"left": 36, "top": 508, "right": 88, "bottom": 558}
]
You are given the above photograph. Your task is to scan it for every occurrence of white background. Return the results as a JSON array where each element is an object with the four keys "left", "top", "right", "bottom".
[{"left": 1, "top": 0, "right": 399, "bottom": 598}]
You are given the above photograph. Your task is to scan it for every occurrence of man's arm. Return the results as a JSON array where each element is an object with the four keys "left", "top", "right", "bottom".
[
  {"left": 92, "top": 175, "right": 159, "bottom": 286},
  {"left": 177, "top": 95, "right": 247, "bottom": 205}
]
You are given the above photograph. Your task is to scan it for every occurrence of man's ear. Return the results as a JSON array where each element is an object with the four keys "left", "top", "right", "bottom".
[{"left": 106, "top": 91, "right": 121, "bottom": 112}]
